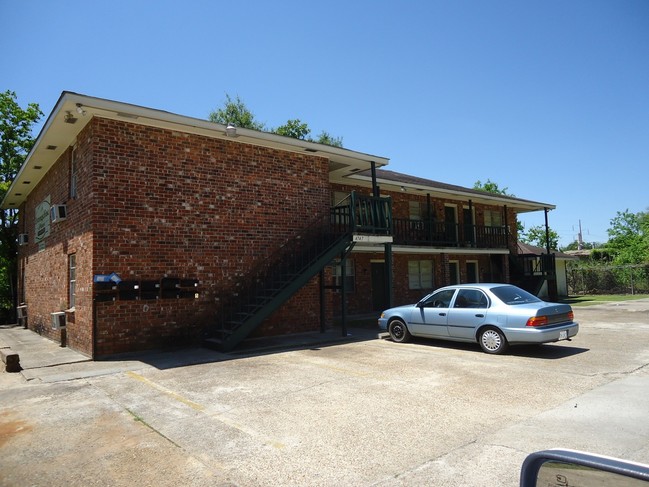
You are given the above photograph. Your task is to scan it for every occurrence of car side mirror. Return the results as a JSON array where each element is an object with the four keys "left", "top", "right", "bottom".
[{"left": 520, "top": 450, "right": 649, "bottom": 487}]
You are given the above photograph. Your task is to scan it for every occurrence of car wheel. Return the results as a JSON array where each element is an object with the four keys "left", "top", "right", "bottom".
[
  {"left": 388, "top": 319, "right": 412, "bottom": 343},
  {"left": 478, "top": 327, "right": 508, "bottom": 354}
]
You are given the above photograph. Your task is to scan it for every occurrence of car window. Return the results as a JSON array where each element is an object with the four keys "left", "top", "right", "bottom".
[
  {"left": 491, "top": 285, "right": 542, "bottom": 305},
  {"left": 421, "top": 289, "right": 456, "bottom": 308},
  {"left": 454, "top": 289, "right": 489, "bottom": 308}
]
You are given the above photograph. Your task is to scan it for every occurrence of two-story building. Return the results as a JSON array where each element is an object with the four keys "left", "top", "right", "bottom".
[{"left": 3, "top": 92, "right": 556, "bottom": 358}]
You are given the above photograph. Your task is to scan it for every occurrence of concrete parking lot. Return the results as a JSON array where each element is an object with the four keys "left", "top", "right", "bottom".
[{"left": 1, "top": 299, "right": 649, "bottom": 486}]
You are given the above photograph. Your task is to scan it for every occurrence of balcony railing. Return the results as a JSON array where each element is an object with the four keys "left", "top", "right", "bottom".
[
  {"left": 392, "top": 218, "right": 508, "bottom": 248},
  {"left": 331, "top": 192, "right": 392, "bottom": 235}
]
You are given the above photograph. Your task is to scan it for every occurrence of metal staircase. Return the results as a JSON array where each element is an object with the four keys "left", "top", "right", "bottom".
[{"left": 204, "top": 192, "right": 391, "bottom": 352}]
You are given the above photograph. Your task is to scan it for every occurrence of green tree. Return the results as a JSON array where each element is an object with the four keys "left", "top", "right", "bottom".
[
  {"left": 605, "top": 209, "right": 649, "bottom": 264},
  {"left": 520, "top": 224, "right": 560, "bottom": 250},
  {"left": 563, "top": 240, "right": 603, "bottom": 251},
  {"left": 274, "top": 119, "right": 310, "bottom": 140},
  {"left": 313, "top": 130, "right": 343, "bottom": 148},
  {"left": 473, "top": 179, "right": 514, "bottom": 197},
  {"left": 209, "top": 94, "right": 344, "bottom": 147},
  {"left": 208, "top": 94, "right": 266, "bottom": 131},
  {"left": 0, "top": 91, "right": 42, "bottom": 318}
]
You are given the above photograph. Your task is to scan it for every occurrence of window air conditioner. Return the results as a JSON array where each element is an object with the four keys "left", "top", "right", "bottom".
[
  {"left": 18, "top": 234, "right": 29, "bottom": 246},
  {"left": 17, "top": 305, "right": 27, "bottom": 319},
  {"left": 50, "top": 204, "right": 67, "bottom": 223},
  {"left": 51, "top": 311, "right": 66, "bottom": 330}
]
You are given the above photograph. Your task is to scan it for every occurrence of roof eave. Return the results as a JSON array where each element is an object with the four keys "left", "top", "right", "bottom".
[{"left": 2, "top": 92, "right": 389, "bottom": 209}]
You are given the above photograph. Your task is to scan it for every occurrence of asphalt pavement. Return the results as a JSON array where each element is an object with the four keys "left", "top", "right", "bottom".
[{"left": 1, "top": 300, "right": 648, "bottom": 486}]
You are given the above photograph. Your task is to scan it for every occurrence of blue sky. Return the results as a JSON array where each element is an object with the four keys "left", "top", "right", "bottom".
[{"left": 2, "top": 0, "right": 648, "bottom": 247}]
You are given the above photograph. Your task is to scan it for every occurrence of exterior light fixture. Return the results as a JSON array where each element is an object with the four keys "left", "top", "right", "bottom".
[
  {"left": 76, "top": 103, "right": 86, "bottom": 115},
  {"left": 64, "top": 111, "right": 78, "bottom": 124}
]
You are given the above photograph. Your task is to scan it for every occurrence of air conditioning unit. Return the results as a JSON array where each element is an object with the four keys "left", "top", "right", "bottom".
[
  {"left": 51, "top": 311, "right": 66, "bottom": 330},
  {"left": 17, "top": 305, "right": 27, "bottom": 319},
  {"left": 18, "top": 234, "right": 28, "bottom": 246},
  {"left": 50, "top": 204, "right": 67, "bottom": 223}
]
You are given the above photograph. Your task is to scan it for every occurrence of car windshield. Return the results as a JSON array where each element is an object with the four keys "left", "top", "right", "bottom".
[{"left": 490, "top": 285, "right": 542, "bottom": 305}]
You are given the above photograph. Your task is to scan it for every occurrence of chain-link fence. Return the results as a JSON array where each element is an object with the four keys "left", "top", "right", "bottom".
[{"left": 567, "top": 263, "right": 649, "bottom": 295}]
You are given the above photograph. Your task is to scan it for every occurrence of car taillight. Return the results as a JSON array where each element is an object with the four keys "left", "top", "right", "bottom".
[
  {"left": 526, "top": 316, "right": 549, "bottom": 327},
  {"left": 568, "top": 311, "right": 574, "bottom": 321}
]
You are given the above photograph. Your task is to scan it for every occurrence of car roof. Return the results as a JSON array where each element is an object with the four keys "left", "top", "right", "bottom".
[{"left": 437, "top": 283, "right": 511, "bottom": 291}]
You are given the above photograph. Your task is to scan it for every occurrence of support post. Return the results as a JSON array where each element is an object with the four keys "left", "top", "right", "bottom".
[
  {"left": 319, "top": 269, "right": 326, "bottom": 333},
  {"left": 340, "top": 253, "right": 348, "bottom": 337},
  {"left": 544, "top": 207, "right": 551, "bottom": 254},
  {"left": 385, "top": 242, "right": 393, "bottom": 308},
  {"left": 371, "top": 161, "right": 379, "bottom": 197}
]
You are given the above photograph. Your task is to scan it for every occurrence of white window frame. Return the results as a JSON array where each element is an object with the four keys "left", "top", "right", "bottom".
[
  {"left": 69, "top": 253, "right": 76, "bottom": 309},
  {"left": 408, "top": 260, "right": 433, "bottom": 290}
]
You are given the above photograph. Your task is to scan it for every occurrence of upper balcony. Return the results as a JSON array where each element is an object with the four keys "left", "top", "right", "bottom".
[{"left": 392, "top": 218, "right": 509, "bottom": 249}]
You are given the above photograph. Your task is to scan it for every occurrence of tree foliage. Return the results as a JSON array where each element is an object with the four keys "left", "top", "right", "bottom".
[
  {"left": 0, "top": 91, "right": 42, "bottom": 316},
  {"left": 274, "top": 119, "right": 310, "bottom": 140},
  {"left": 209, "top": 94, "right": 343, "bottom": 147},
  {"left": 208, "top": 94, "right": 266, "bottom": 131},
  {"left": 473, "top": 179, "right": 514, "bottom": 197},
  {"left": 313, "top": 130, "right": 343, "bottom": 148},
  {"left": 605, "top": 209, "right": 649, "bottom": 264},
  {"left": 520, "top": 224, "right": 559, "bottom": 251},
  {"left": 562, "top": 240, "right": 603, "bottom": 251}
]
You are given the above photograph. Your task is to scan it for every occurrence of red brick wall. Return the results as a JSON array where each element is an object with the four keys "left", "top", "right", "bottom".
[{"left": 19, "top": 117, "right": 331, "bottom": 356}]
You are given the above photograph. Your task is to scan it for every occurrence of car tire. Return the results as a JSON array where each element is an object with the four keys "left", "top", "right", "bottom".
[
  {"left": 478, "top": 326, "right": 508, "bottom": 354},
  {"left": 388, "top": 319, "right": 412, "bottom": 343}
]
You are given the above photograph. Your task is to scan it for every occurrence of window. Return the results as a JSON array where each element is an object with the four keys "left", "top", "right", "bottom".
[
  {"left": 421, "top": 289, "right": 455, "bottom": 308},
  {"left": 409, "top": 201, "right": 432, "bottom": 221},
  {"left": 409, "top": 201, "right": 422, "bottom": 221},
  {"left": 332, "top": 259, "right": 355, "bottom": 293},
  {"left": 454, "top": 289, "right": 489, "bottom": 308},
  {"left": 484, "top": 210, "right": 503, "bottom": 227},
  {"left": 69, "top": 254, "right": 76, "bottom": 309},
  {"left": 408, "top": 260, "right": 433, "bottom": 289}
]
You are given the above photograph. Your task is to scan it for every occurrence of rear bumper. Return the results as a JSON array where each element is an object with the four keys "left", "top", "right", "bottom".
[{"left": 504, "top": 322, "right": 579, "bottom": 345}]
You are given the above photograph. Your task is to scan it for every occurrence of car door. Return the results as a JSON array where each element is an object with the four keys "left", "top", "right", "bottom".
[
  {"left": 408, "top": 289, "right": 455, "bottom": 337},
  {"left": 447, "top": 288, "right": 489, "bottom": 339}
]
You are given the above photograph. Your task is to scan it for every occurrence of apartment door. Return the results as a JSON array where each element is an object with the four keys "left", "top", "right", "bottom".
[
  {"left": 463, "top": 207, "right": 475, "bottom": 246},
  {"left": 466, "top": 261, "right": 478, "bottom": 283},
  {"left": 449, "top": 261, "right": 460, "bottom": 285},
  {"left": 445, "top": 206, "right": 457, "bottom": 244}
]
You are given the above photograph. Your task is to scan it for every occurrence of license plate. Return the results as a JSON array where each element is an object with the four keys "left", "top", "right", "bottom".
[{"left": 559, "top": 330, "right": 568, "bottom": 340}]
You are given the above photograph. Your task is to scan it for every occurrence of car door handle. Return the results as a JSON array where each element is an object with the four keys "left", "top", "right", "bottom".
[
  {"left": 475, "top": 314, "right": 484, "bottom": 318},
  {"left": 439, "top": 313, "right": 446, "bottom": 316}
]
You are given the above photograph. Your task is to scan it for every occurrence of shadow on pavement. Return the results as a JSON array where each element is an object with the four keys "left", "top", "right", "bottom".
[{"left": 398, "top": 336, "right": 589, "bottom": 359}]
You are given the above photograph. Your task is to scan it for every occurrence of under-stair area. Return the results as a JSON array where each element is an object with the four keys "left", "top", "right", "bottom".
[{"left": 204, "top": 192, "right": 392, "bottom": 352}]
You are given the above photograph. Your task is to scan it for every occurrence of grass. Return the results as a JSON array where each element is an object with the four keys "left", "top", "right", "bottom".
[{"left": 561, "top": 294, "right": 649, "bottom": 306}]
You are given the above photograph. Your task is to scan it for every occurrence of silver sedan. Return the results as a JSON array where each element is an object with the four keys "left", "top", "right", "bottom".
[{"left": 378, "top": 284, "right": 579, "bottom": 354}]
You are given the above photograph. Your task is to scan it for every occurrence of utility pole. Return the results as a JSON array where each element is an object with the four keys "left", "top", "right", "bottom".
[{"left": 577, "top": 220, "right": 583, "bottom": 250}]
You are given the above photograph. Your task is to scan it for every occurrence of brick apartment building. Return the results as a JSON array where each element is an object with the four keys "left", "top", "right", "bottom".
[{"left": 3, "top": 92, "right": 556, "bottom": 358}]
